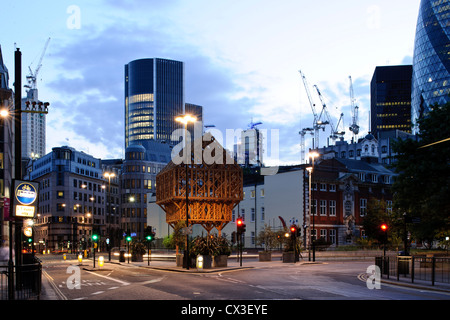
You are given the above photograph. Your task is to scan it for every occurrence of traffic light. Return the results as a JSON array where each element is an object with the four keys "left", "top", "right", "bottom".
[
  {"left": 145, "top": 226, "right": 155, "bottom": 242},
  {"left": 125, "top": 230, "right": 132, "bottom": 242},
  {"left": 92, "top": 233, "right": 99, "bottom": 241},
  {"left": 380, "top": 224, "right": 388, "bottom": 231},
  {"left": 236, "top": 218, "right": 246, "bottom": 234}
]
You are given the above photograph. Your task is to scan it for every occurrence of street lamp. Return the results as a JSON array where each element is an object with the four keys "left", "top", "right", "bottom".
[
  {"left": 104, "top": 171, "right": 116, "bottom": 261},
  {"left": 175, "top": 114, "right": 196, "bottom": 270},
  {"left": 307, "top": 151, "right": 319, "bottom": 262}
]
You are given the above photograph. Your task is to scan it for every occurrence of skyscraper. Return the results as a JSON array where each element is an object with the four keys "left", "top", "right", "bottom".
[
  {"left": 124, "top": 58, "right": 184, "bottom": 148},
  {"left": 411, "top": 0, "right": 450, "bottom": 122},
  {"left": 370, "top": 65, "right": 413, "bottom": 138},
  {"left": 21, "top": 88, "right": 46, "bottom": 159}
]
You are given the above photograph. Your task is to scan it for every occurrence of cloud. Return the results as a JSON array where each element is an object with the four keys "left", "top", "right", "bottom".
[{"left": 45, "top": 17, "right": 259, "bottom": 160}]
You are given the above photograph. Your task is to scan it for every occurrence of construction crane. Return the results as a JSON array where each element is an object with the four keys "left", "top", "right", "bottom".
[
  {"left": 348, "top": 76, "right": 360, "bottom": 140},
  {"left": 248, "top": 119, "right": 262, "bottom": 130},
  {"left": 25, "top": 37, "right": 50, "bottom": 92},
  {"left": 298, "top": 70, "right": 327, "bottom": 161},
  {"left": 313, "top": 84, "right": 345, "bottom": 143}
]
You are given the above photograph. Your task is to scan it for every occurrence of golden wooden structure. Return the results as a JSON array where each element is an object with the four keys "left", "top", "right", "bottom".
[{"left": 156, "top": 134, "right": 243, "bottom": 235}]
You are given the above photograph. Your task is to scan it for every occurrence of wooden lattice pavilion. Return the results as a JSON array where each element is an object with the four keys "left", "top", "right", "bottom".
[{"left": 156, "top": 133, "right": 243, "bottom": 235}]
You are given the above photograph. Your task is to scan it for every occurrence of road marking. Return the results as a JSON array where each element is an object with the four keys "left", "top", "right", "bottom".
[
  {"left": 91, "top": 291, "right": 105, "bottom": 295},
  {"left": 43, "top": 270, "right": 68, "bottom": 300},
  {"left": 84, "top": 270, "right": 130, "bottom": 286}
]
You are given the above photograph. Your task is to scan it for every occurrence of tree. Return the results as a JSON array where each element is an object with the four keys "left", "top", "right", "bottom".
[
  {"left": 256, "top": 224, "right": 277, "bottom": 251},
  {"left": 392, "top": 102, "right": 450, "bottom": 245},
  {"left": 362, "top": 199, "right": 394, "bottom": 244}
]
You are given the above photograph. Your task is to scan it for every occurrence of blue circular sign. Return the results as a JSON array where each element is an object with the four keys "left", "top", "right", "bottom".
[{"left": 15, "top": 182, "right": 38, "bottom": 206}]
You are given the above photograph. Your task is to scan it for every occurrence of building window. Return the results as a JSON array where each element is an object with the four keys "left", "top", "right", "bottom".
[
  {"left": 329, "top": 200, "right": 336, "bottom": 216},
  {"left": 311, "top": 200, "right": 317, "bottom": 216},
  {"left": 320, "top": 229, "right": 327, "bottom": 241},
  {"left": 329, "top": 229, "right": 336, "bottom": 244},
  {"left": 329, "top": 184, "right": 336, "bottom": 192},
  {"left": 360, "top": 198, "right": 367, "bottom": 217},
  {"left": 320, "top": 183, "right": 327, "bottom": 191},
  {"left": 320, "top": 200, "right": 327, "bottom": 216},
  {"left": 261, "top": 207, "right": 265, "bottom": 221},
  {"left": 386, "top": 200, "right": 393, "bottom": 214},
  {"left": 251, "top": 208, "right": 255, "bottom": 222}
]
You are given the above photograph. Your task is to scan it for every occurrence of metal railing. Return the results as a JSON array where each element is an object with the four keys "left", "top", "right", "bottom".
[
  {"left": 0, "top": 258, "right": 42, "bottom": 300},
  {"left": 376, "top": 255, "right": 450, "bottom": 286}
]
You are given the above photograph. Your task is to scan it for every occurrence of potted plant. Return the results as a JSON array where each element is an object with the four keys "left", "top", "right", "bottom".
[
  {"left": 212, "top": 236, "right": 231, "bottom": 267},
  {"left": 163, "top": 221, "right": 187, "bottom": 266},
  {"left": 257, "top": 225, "right": 277, "bottom": 261},
  {"left": 282, "top": 229, "right": 303, "bottom": 263},
  {"left": 190, "top": 236, "right": 213, "bottom": 269},
  {"left": 130, "top": 240, "right": 146, "bottom": 262}
]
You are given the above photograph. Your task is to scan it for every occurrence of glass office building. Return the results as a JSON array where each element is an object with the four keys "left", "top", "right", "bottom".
[
  {"left": 411, "top": 0, "right": 450, "bottom": 123},
  {"left": 370, "top": 65, "right": 413, "bottom": 138},
  {"left": 125, "top": 58, "right": 184, "bottom": 148}
]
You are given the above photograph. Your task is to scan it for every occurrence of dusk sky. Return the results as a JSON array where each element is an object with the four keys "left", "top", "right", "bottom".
[{"left": 0, "top": 0, "right": 421, "bottom": 165}]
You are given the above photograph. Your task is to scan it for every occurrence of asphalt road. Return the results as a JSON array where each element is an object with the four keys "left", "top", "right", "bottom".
[{"left": 39, "top": 254, "right": 450, "bottom": 301}]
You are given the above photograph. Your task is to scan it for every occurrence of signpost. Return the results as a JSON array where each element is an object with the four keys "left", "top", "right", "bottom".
[{"left": 11, "top": 180, "right": 39, "bottom": 219}]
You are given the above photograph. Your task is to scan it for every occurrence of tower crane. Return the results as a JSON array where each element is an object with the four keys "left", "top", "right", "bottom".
[
  {"left": 25, "top": 37, "right": 50, "bottom": 92},
  {"left": 313, "top": 84, "right": 345, "bottom": 143},
  {"left": 298, "top": 70, "right": 327, "bottom": 160},
  {"left": 247, "top": 119, "right": 262, "bottom": 130},
  {"left": 348, "top": 76, "right": 360, "bottom": 140}
]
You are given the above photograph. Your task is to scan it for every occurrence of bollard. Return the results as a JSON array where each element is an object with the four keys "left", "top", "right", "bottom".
[
  {"left": 78, "top": 254, "right": 83, "bottom": 264},
  {"left": 98, "top": 256, "right": 104, "bottom": 267},
  {"left": 63, "top": 253, "right": 66, "bottom": 261},
  {"left": 196, "top": 255, "right": 204, "bottom": 271}
]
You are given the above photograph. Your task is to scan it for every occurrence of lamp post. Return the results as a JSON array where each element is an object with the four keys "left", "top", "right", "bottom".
[
  {"left": 306, "top": 166, "right": 312, "bottom": 261},
  {"left": 175, "top": 114, "right": 196, "bottom": 270},
  {"left": 104, "top": 172, "right": 115, "bottom": 261},
  {"left": 308, "top": 151, "right": 319, "bottom": 262}
]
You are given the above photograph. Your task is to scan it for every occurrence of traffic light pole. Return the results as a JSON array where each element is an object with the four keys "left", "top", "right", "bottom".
[
  {"left": 148, "top": 242, "right": 151, "bottom": 266},
  {"left": 93, "top": 242, "right": 96, "bottom": 268}
]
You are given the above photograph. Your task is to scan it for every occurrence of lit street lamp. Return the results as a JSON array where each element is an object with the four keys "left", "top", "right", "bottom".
[
  {"left": 175, "top": 114, "right": 196, "bottom": 270},
  {"left": 308, "top": 151, "right": 319, "bottom": 262}
]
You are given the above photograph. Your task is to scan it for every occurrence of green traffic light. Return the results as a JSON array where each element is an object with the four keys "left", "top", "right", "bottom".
[
  {"left": 126, "top": 236, "right": 132, "bottom": 242},
  {"left": 92, "top": 234, "right": 98, "bottom": 241},
  {"left": 27, "top": 238, "right": 32, "bottom": 243}
]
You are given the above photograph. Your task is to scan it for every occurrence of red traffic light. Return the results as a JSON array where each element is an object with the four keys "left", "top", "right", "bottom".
[
  {"left": 380, "top": 224, "right": 388, "bottom": 231},
  {"left": 236, "top": 218, "right": 243, "bottom": 226},
  {"left": 290, "top": 226, "right": 296, "bottom": 233}
]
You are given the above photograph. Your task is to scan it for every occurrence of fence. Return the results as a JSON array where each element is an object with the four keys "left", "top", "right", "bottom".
[
  {"left": 375, "top": 255, "right": 450, "bottom": 286},
  {"left": 0, "top": 257, "right": 42, "bottom": 300}
]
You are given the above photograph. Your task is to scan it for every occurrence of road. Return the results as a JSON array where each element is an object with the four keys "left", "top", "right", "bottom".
[{"left": 39, "top": 254, "right": 450, "bottom": 302}]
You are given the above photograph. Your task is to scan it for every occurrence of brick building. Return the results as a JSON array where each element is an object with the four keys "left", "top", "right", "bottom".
[{"left": 304, "top": 137, "right": 395, "bottom": 247}]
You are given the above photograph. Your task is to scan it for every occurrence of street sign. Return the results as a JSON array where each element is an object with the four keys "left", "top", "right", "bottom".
[{"left": 11, "top": 180, "right": 39, "bottom": 219}]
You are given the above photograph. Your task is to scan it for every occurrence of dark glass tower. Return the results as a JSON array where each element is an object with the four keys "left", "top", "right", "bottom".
[
  {"left": 370, "top": 65, "right": 413, "bottom": 138},
  {"left": 412, "top": 0, "right": 450, "bottom": 122},
  {"left": 125, "top": 58, "right": 184, "bottom": 148}
]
